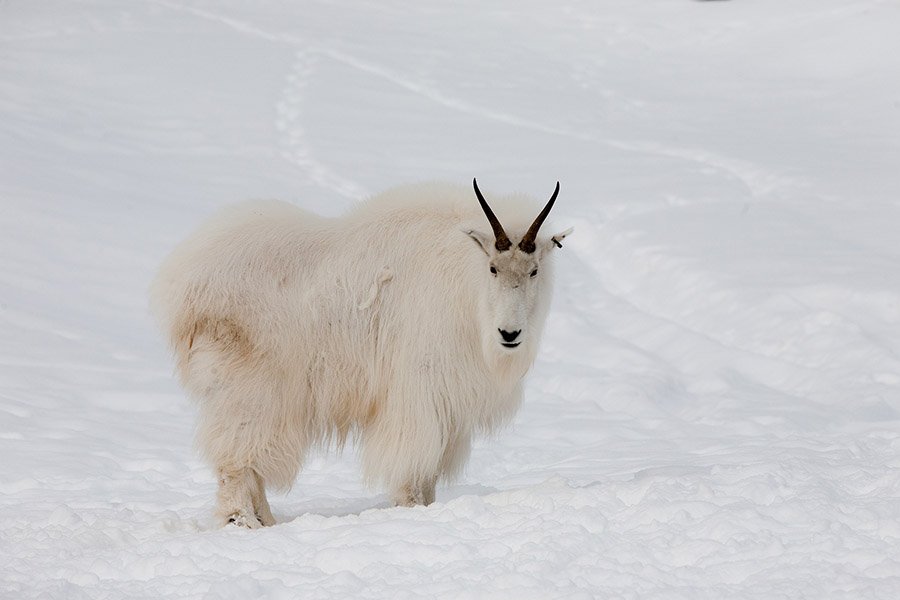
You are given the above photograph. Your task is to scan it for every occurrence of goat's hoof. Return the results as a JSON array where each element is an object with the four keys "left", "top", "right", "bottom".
[{"left": 224, "top": 511, "right": 262, "bottom": 529}]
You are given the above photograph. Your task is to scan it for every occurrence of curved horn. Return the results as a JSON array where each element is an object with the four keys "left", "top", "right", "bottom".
[
  {"left": 473, "top": 178, "right": 512, "bottom": 251},
  {"left": 518, "top": 181, "right": 560, "bottom": 253}
]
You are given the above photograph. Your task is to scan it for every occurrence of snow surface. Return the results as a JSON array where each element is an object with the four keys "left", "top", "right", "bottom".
[{"left": 3, "top": 0, "right": 900, "bottom": 597}]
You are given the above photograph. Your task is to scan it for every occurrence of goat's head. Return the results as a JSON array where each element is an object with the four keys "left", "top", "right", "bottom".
[{"left": 466, "top": 178, "right": 573, "bottom": 354}]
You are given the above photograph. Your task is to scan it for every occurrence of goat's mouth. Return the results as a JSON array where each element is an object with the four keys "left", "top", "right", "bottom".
[{"left": 500, "top": 342, "right": 521, "bottom": 349}]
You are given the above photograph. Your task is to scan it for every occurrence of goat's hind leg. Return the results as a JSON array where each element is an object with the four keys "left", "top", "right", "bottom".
[
  {"left": 184, "top": 322, "right": 285, "bottom": 528},
  {"left": 252, "top": 470, "right": 276, "bottom": 526},
  {"left": 216, "top": 467, "right": 264, "bottom": 528}
]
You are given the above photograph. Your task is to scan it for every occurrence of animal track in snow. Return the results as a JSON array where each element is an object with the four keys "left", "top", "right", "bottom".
[{"left": 275, "top": 51, "right": 367, "bottom": 201}]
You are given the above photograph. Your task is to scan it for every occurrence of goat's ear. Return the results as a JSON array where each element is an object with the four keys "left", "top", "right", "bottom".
[
  {"left": 544, "top": 227, "right": 574, "bottom": 254},
  {"left": 464, "top": 229, "right": 493, "bottom": 256}
]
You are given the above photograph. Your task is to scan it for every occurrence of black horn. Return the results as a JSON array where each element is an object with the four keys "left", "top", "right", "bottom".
[
  {"left": 473, "top": 178, "right": 512, "bottom": 252},
  {"left": 518, "top": 181, "right": 560, "bottom": 254}
]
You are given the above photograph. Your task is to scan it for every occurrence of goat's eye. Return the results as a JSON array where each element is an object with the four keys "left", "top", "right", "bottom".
[
  {"left": 530, "top": 268, "right": 538, "bottom": 278},
  {"left": 489, "top": 266, "right": 497, "bottom": 275}
]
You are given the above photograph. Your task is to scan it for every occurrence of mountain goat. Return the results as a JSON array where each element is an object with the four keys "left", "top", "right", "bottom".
[{"left": 150, "top": 179, "right": 571, "bottom": 527}]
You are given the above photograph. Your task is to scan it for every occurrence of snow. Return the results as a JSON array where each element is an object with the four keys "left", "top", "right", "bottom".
[{"left": 2, "top": 0, "right": 900, "bottom": 597}]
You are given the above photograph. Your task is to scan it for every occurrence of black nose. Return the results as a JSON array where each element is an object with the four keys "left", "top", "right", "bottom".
[{"left": 498, "top": 329, "right": 521, "bottom": 342}]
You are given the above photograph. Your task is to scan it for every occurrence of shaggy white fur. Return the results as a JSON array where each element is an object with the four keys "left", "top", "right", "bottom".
[{"left": 150, "top": 182, "right": 570, "bottom": 527}]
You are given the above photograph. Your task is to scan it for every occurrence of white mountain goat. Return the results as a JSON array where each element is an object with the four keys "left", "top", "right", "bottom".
[{"left": 150, "top": 179, "right": 571, "bottom": 527}]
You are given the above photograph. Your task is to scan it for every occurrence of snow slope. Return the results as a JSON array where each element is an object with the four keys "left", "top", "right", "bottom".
[{"left": 2, "top": 0, "right": 900, "bottom": 597}]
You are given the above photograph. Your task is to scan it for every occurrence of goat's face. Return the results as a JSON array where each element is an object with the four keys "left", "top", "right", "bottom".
[
  {"left": 466, "top": 179, "right": 572, "bottom": 353},
  {"left": 481, "top": 246, "right": 545, "bottom": 351}
]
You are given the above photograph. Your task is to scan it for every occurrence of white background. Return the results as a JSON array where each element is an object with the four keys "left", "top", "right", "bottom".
[{"left": 2, "top": 0, "right": 900, "bottom": 597}]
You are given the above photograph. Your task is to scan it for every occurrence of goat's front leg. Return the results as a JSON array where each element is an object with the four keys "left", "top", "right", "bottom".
[{"left": 392, "top": 475, "right": 437, "bottom": 507}]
